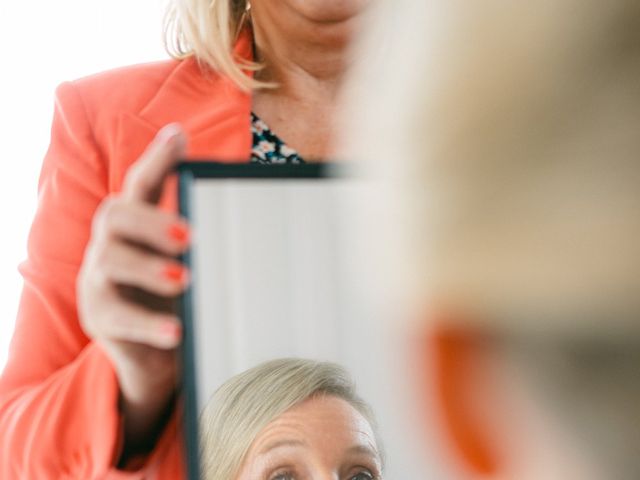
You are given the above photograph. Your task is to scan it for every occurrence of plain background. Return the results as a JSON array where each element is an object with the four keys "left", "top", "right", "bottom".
[{"left": 0, "top": 1, "right": 168, "bottom": 370}]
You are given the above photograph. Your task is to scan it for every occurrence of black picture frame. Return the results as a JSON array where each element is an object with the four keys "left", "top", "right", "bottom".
[{"left": 176, "top": 161, "right": 341, "bottom": 480}]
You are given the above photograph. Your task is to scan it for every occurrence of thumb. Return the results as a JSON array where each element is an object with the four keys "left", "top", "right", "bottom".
[{"left": 123, "top": 123, "right": 187, "bottom": 204}]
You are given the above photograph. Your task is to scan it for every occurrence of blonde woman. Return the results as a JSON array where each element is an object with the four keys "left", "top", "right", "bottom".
[
  {"left": 348, "top": 0, "right": 640, "bottom": 478},
  {"left": 0, "top": 0, "right": 371, "bottom": 478},
  {"left": 199, "top": 358, "right": 383, "bottom": 480}
]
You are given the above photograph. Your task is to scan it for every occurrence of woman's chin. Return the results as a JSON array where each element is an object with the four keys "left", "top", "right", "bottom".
[{"left": 289, "top": 0, "right": 371, "bottom": 23}]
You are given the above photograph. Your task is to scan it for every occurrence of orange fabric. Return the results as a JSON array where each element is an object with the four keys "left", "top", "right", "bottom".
[{"left": 0, "top": 36, "right": 253, "bottom": 478}]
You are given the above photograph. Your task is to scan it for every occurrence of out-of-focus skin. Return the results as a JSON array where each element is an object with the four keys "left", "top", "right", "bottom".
[{"left": 235, "top": 395, "right": 382, "bottom": 480}]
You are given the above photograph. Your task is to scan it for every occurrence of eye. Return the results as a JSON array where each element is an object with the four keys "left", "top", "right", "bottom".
[
  {"left": 270, "top": 471, "right": 295, "bottom": 480},
  {"left": 350, "top": 472, "right": 374, "bottom": 480}
]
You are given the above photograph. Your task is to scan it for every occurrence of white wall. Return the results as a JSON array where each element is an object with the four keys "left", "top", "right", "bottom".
[{"left": 0, "top": 1, "right": 168, "bottom": 370}]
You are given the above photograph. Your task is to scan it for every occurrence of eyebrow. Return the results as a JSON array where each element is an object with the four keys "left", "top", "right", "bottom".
[
  {"left": 259, "top": 439, "right": 307, "bottom": 455},
  {"left": 258, "top": 441, "right": 382, "bottom": 464},
  {"left": 347, "top": 444, "right": 380, "bottom": 459}
]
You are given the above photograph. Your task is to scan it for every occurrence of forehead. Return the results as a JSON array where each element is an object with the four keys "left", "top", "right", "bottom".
[{"left": 249, "top": 395, "right": 379, "bottom": 456}]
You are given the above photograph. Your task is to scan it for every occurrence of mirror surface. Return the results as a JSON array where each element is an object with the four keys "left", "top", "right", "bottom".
[{"left": 180, "top": 164, "right": 433, "bottom": 479}]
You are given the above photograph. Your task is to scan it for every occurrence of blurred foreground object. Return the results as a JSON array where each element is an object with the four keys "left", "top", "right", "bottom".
[{"left": 343, "top": 0, "right": 640, "bottom": 479}]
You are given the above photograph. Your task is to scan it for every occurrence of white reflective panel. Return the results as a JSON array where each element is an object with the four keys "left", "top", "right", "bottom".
[
  {"left": 188, "top": 176, "right": 437, "bottom": 478},
  {"left": 191, "top": 179, "right": 352, "bottom": 405}
]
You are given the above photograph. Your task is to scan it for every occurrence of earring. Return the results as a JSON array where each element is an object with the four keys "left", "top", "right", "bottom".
[{"left": 235, "top": 0, "right": 252, "bottom": 41}]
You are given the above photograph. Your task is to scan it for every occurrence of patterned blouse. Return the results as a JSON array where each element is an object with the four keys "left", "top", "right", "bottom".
[{"left": 250, "top": 112, "right": 306, "bottom": 165}]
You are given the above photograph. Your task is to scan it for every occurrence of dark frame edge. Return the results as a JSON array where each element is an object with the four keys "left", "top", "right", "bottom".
[
  {"left": 176, "top": 160, "right": 346, "bottom": 179},
  {"left": 177, "top": 168, "right": 202, "bottom": 480},
  {"left": 175, "top": 159, "right": 347, "bottom": 480}
]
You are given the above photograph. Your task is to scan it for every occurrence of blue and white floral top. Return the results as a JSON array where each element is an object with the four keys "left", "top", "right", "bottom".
[{"left": 250, "top": 112, "right": 305, "bottom": 165}]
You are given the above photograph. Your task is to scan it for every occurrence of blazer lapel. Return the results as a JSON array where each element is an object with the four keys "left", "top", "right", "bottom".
[{"left": 110, "top": 31, "right": 254, "bottom": 200}]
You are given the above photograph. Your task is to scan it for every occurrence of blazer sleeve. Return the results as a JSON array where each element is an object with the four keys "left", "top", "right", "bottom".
[{"left": 0, "top": 82, "right": 176, "bottom": 479}]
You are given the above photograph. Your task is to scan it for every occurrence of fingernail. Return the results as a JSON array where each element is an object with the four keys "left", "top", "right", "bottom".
[
  {"left": 168, "top": 222, "right": 190, "bottom": 244},
  {"left": 159, "top": 321, "right": 182, "bottom": 340},
  {"left": 163, "top": 263, "right": 188, "bottom": 283},
  {"left": 157, "top": 123, "right": 183, "bottom": 144}
]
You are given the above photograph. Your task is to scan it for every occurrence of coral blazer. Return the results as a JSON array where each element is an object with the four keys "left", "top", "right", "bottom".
[{"left": 0, "top": 36, "right": 253, "bottom": 479}]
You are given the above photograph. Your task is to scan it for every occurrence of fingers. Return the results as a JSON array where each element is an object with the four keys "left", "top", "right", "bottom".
[
  {"left": 79, "top": 201, "right": 191, "bottom": 346},
  {"left": 101, "top": 242, "right": 190, "bottom": 297},
  {"left": 93, "top": 302, "right": 182, "bottom": 350},
  {"left": 78, "top": 123, "right": 190, "bottom": 353},
  {"left": 122, "top": 123, "right": 187, "bottom": 204},
  {"left": 93, "top": 197, "right": 190, "bottom": 256}
]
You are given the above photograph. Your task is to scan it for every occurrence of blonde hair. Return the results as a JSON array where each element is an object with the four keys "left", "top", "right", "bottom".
[
  {"left": 346, "top": 2, "right": 640, "bottom": 476},
  {"left": 163, "top": 0, "right": 269, "bottom": 90},
  {"left": 346, "top": 0, "right": 640, "bottom": 337},
  {"left": 199, "top": 358, "right": 381, "bottom": 480}
]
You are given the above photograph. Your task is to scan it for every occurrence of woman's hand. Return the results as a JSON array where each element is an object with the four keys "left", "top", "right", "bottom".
[{"left": 77, "top": 124, "right": 189, "bottom": 463}]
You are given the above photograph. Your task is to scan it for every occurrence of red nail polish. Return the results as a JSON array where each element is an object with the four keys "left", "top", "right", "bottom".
[
  {"left": 163, "top": 263, "right": 187, "bottom": 282},
  {"left": 160, "top": 322, "right": 182, "bottom": 339},
  {"left": 168, "top": 223, "right": 190, "bottom": 244}
]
